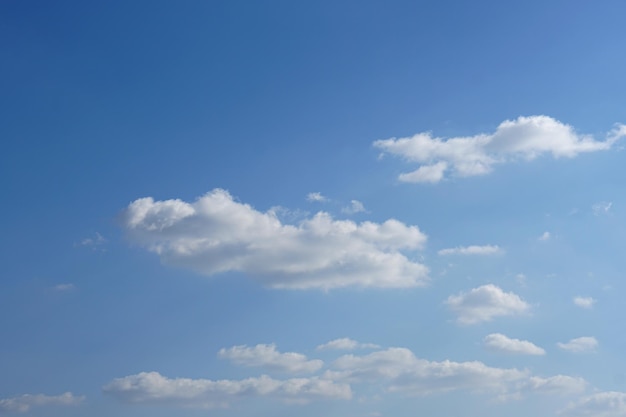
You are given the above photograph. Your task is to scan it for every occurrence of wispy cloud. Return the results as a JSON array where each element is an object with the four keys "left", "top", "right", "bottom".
[
  {"left": 122, "top": 189, "right": 429, "bottom": 290},
  {"left": 79, "top": 232, "right": 106, "bottom": 247},
  {"left": 561, "top": 391, "right": 626, "bottom": 416},
  {"left": 0, "top": 392, "right": 83, "bottom": 414},
  {"left": 316, "top": 338, "right": 380, "bottom": 351},
  {"left": 374, "top": 116, "right": 625, "bottom": 183},
  {"left": 538, "top": 231, "right": 551, "bottom": 241},
  {"left": 342, "top": 200, "right": 366, "bottom": 214},
  {"left": 438, "top": 245, "right": 501, "bottom": 256},
  {"left": 592, "top": 201, "right": 612, "bottom": 216},
  {"left": 53, "top": 283, "right": 76, "bottom": 292}
]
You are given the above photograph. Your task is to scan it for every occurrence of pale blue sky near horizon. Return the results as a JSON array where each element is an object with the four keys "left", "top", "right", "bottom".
[{"left": 1, "top": 1, "right": 626, "bottom": 416}]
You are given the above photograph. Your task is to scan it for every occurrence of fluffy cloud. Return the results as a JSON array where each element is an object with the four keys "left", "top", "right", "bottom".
[
  {"left": 573, "top": 297, "right": 596, "bottom": 309},
  {"left": 438, "top": 245, "right": 502, "bottom": 256},
  {"left": 561, "top": 391, "right": 626, "bottom": 416},
  {"left": 122, "top": 189, "right": 429, "bottom": 290},
  {"left": 483, "top": 333, "right": 546, "bottom": 355},
  {"left": 328, "top": 347, "right": 583, "bottom": 399},
  {"left": 374, "top": 116, "right": 625, "bottom": 183},
  {"left": 316, "top": 338, "right": 381, "bottom": 351},
  {"left": 0, "top": 392, "right": 83, "bottom": 414},
  {"left": 445, "top": 284, "right": 530, "bottom": 325},
  {"left": 102, "top": 372, "right": 351, "bottom": 408},
  {"left": 218, "top": 344, "right": 323, "bottom": 374},
  {"left": 557, "top": 337, "right": 598, "bottom": 353}
]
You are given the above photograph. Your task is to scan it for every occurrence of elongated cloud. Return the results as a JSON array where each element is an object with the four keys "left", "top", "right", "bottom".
[
  {"left": 483, "top": 333, "right": 546, "bottom": 355},
  {"left": 316, "top": 338, "right": 380, "bottom": 351},
  {"left": 557, "top": 337, "right": 598, "bottom": 353},
  {"left": 328, "top": 347, "right": 584, "bottom": 399},
  {"left": 0, "top": 392, "right": 83, "bottom": 414},
  {"left": 438, "top": 245, "right": 501, "bottom": 256},
  {"left": 102, "top": 372, "right": 351, "bottom": 408},
  {"left": 104, "top": 343, "right": 586, "bottom": 410},
  {"left": 561, "top": 391, "right": 626, "bottom": 416},
  {"left": 374, "top": 116, "right": 625, "bottom": 183},
  {"left": 122, "top": 189, "right": 429, "bottom": 290},
  {"left": 445, "top": 284, "right": 530, "bottom": 325},
  {"left": 218, "top": 344, "right": 323, "bottom": 374}
]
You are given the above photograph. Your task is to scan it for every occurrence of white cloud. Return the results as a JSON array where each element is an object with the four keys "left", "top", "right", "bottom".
[
  {"left": 0, "top": 392, "right": 83, "bottom": 414},
  {"left": 561, "top": 391, "right": 626, "bottom": 416},
  {"left": 307, "top": 192, "right": 328, "bottom": 202},
  {"left": 316, "top": 338, "right": 381, "bottom": 351},
  {"left": 510, "top": 375, "right": 587, "bottom": 400},
  {"left": 329, "top": 347, "right": 583, "bottom": 399},
  {"left": 539, "top": 231, "right": 551, "bottom": 241},
  {"left": 573, "top": 297, "right": 596, "bottom": 309},
  {"left": 103, "top": 372, "right": 351, "bottom": 408},
  {"left": 53, "top": 283, "right": 76, "bottom": 292},
  {"left": 342, "top": 200, "right": 366, "bottom": 214},
  {"left": 438, "top": 245, "right": 502, "bottom": 256},
  {"left": 218, "top": 344, "right": 323, "bottom": 374},
  {"left": 398, "top": 161, "right": 448, "bottom": 183},
  {"left": 374, "top": 116, "right": 625, "bottom": 183},
  {"left": 105, "top": 343, "right": 587, "bottom": 410},
  {"left": 592, "top": 201, "right": 612, "bottom": 216},
  {"left": 557, "top": 337, "right": 598, "bottom": 353},
  {"left": 483, "top": 333, "right": 546, "bottom": 355},
  {"left": 122, "top": 189, "right": 429, "bottom": 290},
  {"left": 445, "top": 284, "right": 530, "bottom": 325}
]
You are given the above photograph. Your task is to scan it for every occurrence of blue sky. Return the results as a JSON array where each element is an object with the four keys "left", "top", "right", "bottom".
[{"left": 1, "top": 1, "right": 626, "bottom": 416}]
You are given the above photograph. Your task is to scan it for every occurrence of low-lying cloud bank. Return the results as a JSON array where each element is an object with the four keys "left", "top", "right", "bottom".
[{"left": 104, "top": 341, "right": 586, "bottom": 409}]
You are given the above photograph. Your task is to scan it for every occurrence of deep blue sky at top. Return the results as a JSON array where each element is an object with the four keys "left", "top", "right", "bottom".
[
  {"left": 3, "top": 0, "right": 625, "bottom": 208},
  {"left": 2, "top": 0, "right": 625, "bottom": 273}
]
